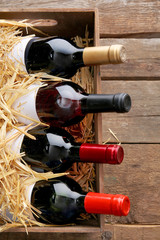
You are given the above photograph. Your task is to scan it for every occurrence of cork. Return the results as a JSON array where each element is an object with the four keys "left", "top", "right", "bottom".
[{"left": 83, "top": 45, "right": 126, "bottom": 65}]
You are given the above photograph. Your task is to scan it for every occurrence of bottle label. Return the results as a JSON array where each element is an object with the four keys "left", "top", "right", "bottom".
[
  {"left": 5, "top": 128, "right": 36, "bottom": 222},
  {"left": 4, "top": 183, "right": 35, "bottom": 222},
  {"left": 12, "top": 84, "right": 42, "bottom": 125},
  {"left": 26, "top": 183, "right": 36, "bottom": 220},
  {"left": 6, "top": 127, "right": 25, "bottom": 154},
  {"left": 7, "top": 36, "right": 33, "bottom": 72}
]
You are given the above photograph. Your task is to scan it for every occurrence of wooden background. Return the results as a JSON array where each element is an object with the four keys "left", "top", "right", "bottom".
[{"left": 0, "top": 0, "right": 160, "bottom": 239}]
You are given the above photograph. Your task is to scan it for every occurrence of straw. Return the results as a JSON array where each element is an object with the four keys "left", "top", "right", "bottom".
[{"left": 0, "top": 19, "right": 96, "bottom": 231}]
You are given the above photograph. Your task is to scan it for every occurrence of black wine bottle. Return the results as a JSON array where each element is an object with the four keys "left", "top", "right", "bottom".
[
  {"left": 7, "top": 126, "right": 124, "bottom": 173},
  {"left": 8, "top": 36, "right": 126, "bottom": 78},
  {"left": 12, "top": 81, "right": 131, "bottom": 127},
  {"left": 29, "top": 176, "right": 130, "bottom": 224}
]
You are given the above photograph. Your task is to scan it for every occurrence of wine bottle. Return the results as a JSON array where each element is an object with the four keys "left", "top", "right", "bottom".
[
  {"left": 8, "top": 36, "right": 126, "bottom": 78},
  {"left": 29, "top": 176, "right": 130, "bottom": 224},
  {"left": 12, "top": 81, "right": 131, "bottom": 127},
  {"left": 7, "top": 126, "right": 124, "bottom": 173}
]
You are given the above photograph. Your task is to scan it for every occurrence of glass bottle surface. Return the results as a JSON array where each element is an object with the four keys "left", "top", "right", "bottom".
[
  {"left": 31, "top": 176, "right": 130, "bottom": 224},
  {"left": 21, "top": 126, "right": 124, "bottom": 173}
]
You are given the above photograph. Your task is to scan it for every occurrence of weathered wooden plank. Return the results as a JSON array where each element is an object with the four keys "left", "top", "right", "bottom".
[
  {"left": 105, "top": 224, "right": 160, "bottom": 240},
  {"left": 0, "top": 9, "right": 96, "bottom": 39},
  {"left": 0, "top": 1, "right": 159, "bottom": 36},
  {"left": 100, "top": 38, "right": 160, "bottom": 80},
  {"left": 103, "top": 115, "right": 160, "bottom": 143},
  {"left": 98, "top": 0, "right": 160, "bottom": 37},
  {"left": 2, "top": 224, "right": 160, "bottom": 240},
  {"left": 104, "top": 144, "right": 160, "bottom": 224},
  {"left": 101, "top": 80, "right": 160, "bottom": 143},
  {"left": 0, "top": 231, "right": 102, "bottom": 240}
]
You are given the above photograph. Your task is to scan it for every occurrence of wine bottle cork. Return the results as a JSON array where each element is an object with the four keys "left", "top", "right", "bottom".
[{"left": 83, "top": 45, "right": 126, "bottom": 65}]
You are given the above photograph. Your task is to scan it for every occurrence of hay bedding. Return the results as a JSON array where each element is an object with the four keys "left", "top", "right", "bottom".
[{"left": 0, "top": 20, "right": 96, "bottom": 231}]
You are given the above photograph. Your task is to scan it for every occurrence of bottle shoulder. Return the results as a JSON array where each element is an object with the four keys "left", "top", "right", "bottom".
[
  {"left": 31, "top": 176, "right": 86, "bottom": 224},
  {"left": 33, "top": 176, "right": 85, "bottom": 195},
  {"left": 31, "top": 36, "right": 84, "bottom": 53}
]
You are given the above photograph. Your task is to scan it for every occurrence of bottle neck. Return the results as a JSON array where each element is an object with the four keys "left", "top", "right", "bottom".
[
  {"left": 81, "top": 93, "right": 131, "bottom": 113},
  {"left": 84, "top": 192, "right": 130, "bottom": 216}
]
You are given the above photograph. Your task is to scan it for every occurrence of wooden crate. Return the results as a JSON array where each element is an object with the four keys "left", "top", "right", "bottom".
[{"left": 0, "top": 8, "right": 105, "bottom": 238}]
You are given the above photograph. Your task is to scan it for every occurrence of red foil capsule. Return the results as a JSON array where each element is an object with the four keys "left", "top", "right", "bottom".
[
  {"left": 84, "top": 192, "right": 130, "bottom": 216},
  {"left": 79, "top": 143, "right": 124, "bottom": 164}
]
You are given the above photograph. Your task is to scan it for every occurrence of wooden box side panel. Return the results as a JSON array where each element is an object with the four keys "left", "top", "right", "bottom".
[
  {"left": 0, "top": 9, "right": 95, "bottom": 38},
  {"left": 92, "top": 8, "right": 104, "bottom": 230}
]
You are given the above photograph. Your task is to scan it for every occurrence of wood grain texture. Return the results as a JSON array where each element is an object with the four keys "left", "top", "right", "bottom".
[
  {"left": 2, "top": 224, "right": 160, "bottom": 240},
  {"left": 104, "top": 144, "right": 160, "bottom": 224},
  {"left": 0, "top": 2, "right": 159, "bottom": 238},
  {"left": 0, "top": 0, "right": 159, "bottom": 37},
  {"left": 101, "top": 80, "right": 160, "bottom": 143},
  {"left": 105, "top": 224, "right": 160, "bottom": 240},
  {"left": 100, "top": 38, "right": 160, "bottom": 80},
  {"left": 0, "top": 231, "right": 101, "bottom": 240}
]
